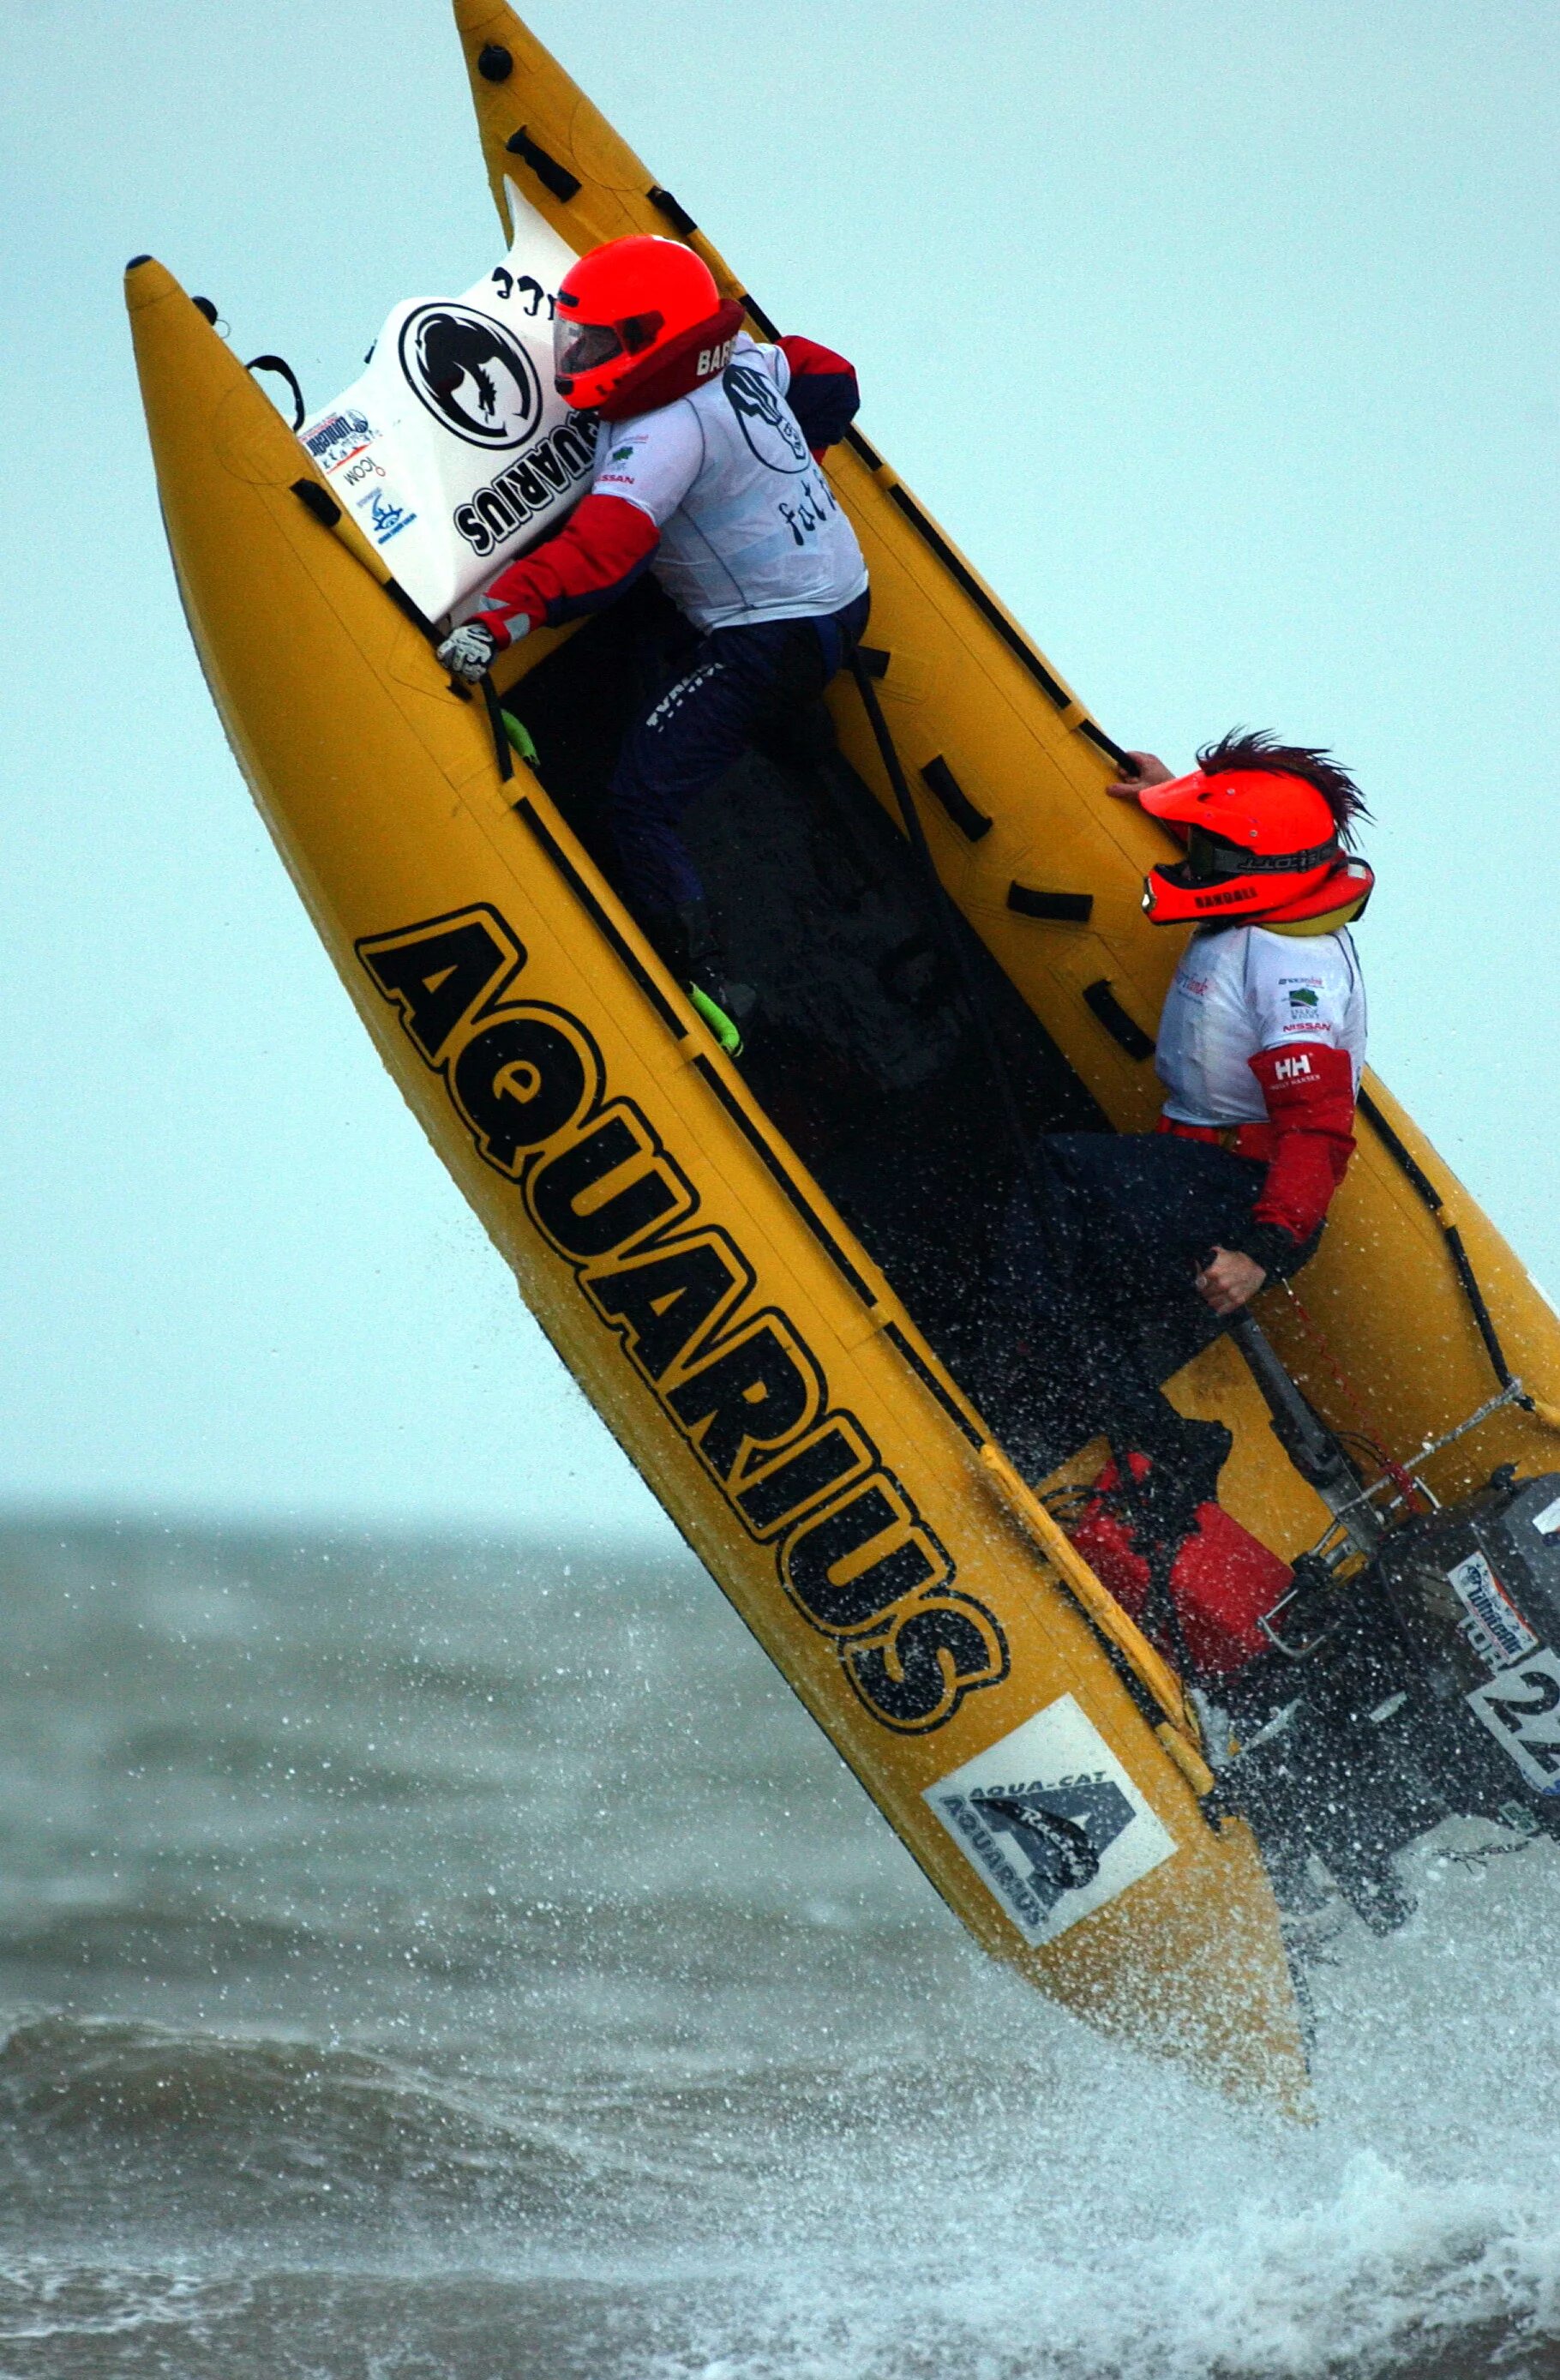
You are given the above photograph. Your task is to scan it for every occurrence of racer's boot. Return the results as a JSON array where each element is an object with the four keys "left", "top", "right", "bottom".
[
  {"left": 677, "top": 899, "right": 755, "bottom": 1056},
  {"left": 642, "top": 901, "right": 755, "bottom": 1058}
]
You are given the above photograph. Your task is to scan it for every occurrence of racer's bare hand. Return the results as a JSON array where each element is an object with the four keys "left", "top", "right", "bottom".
[
  {"left": 1106, "top": 751, "right": 1175, "bottom": 802},
  {"left": 1195, "top": 1246, "right": 1268, "bottom": 1315}
]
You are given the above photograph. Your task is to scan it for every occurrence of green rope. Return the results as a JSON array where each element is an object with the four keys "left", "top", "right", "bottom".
[
  {"left": 688, "top": 983, "right": 743, "bottom": 1057},
  {"left": 500, "top": 710, "right": 538, "bottom": 766}
]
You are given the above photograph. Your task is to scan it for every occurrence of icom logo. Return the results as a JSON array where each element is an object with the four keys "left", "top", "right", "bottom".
[{"left": 399, "top": 304, "right": 543, "bottom": 448}]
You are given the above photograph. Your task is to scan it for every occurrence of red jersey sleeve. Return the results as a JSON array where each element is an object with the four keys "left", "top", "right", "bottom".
[
  {"left": 1245, "top": 1041, "right": 1358, "bottom": 1254},
  {"left": 473, "top": 493, "right": 661, "bottom": 640}
]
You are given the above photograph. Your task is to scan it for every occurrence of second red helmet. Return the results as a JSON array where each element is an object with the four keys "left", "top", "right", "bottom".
[
  {"left": 552, "top": 235, "right": 744, "bottom": 420},
  {"left": 1139, "top": 763, "right": 1373, "bottom": 928}
]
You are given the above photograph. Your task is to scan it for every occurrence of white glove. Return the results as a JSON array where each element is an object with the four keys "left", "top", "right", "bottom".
[{"left": 437, "top": 622, "right": 502, "bottom": 682}]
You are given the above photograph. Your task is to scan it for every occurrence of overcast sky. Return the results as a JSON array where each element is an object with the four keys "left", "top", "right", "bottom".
[{"left": 2, "top": 0, "right": 1555, "bottom": 1534}]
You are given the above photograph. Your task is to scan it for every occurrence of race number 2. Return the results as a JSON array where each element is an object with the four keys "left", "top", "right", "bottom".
[{"left": 1467, "top": 1647, "right": 1560, "bottom": 1792}]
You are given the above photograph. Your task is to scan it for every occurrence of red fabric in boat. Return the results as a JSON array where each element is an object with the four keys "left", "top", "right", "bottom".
[{"left": 1067, "top": 1452, "right": 1293, "bottom": 1674}]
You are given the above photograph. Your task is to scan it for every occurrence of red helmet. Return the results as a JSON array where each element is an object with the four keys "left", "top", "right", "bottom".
[
  {"left": 1139, "top": 764, "right": 1374, "bottom": 928},
  {"left": 552, "top": 235, "right": 744, "bottom": 420}
]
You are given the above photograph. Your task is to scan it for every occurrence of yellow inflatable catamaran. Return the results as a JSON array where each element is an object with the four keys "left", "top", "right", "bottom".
[{"left": 128, "top": 1, "right": 1560, "bottom": 2108}]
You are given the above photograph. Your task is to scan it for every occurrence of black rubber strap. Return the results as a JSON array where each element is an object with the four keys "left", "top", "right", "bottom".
[
  {"left": 692, "top": 1058, "right": 877, "bottom": 1306},
  {"left": 1083, "top": 979, "right": 1155, "bottom": 1060},
  {"left": 883, "top": 1323, "right": 985, "bottom": 1448},
  {"left": 1355, "top": 1087, "right": 1442, "bottom": 1211},
  {"left": 879, "top": 483, "right": 1133, "bottom": 771},
  {"left": 921, "top": 756, "right": 992, "bottom": 842},
  {"left": 291, "top": 478, "right": 339, "bottom": 527},
  {"left": 505, "top": 127, "right": 581, "bottom": 202},
  {"left": 1356, "top": 1087, "right": 1521, "bottom": 1395},
  {"left": 648, "top": 186, "right": 699, "bottom": 237},
  {"left": 1007, "top": 884, "right": 1094, "bottom": 923},
  {"left": 287, "top": 478, "right": 446, "bottom": 647},
  {"left": 247, "top": 353, "right": 305, "bottom": 430}
]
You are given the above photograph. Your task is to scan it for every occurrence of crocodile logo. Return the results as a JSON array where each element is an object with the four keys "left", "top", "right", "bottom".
[{"left": 399, "top": 304, "right": 543, "bottom": 449}]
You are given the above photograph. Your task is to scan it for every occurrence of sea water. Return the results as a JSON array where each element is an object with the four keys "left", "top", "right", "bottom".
[{"left": 3, "top": 1516, "right": 1559, "bottom": 2380}]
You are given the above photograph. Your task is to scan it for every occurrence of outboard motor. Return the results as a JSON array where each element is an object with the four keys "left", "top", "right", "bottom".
[{"left": 1204, "top": 1320, "right": 1560, "bottom": 1930}]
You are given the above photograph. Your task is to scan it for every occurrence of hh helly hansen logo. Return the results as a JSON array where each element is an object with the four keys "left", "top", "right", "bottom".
[
  {"left": 357, "top": 906, "right": 1008, "bottom": 1734},
  {"left": 1273, "top": 1052, "right": 1314, "bottom": 1084}
]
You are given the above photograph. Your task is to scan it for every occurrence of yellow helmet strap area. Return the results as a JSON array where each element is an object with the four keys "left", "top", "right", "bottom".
[{"left": 1264, "top": 892, "right": 1372, "bottom": 937}]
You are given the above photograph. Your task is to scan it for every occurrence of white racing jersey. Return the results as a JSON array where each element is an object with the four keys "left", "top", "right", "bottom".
[
  {"left": 591, "top": 334, "right": 868, "bottom": 631},
  {"left": 1156, "top": 924, "right": 1368, "bottom": 1127}
]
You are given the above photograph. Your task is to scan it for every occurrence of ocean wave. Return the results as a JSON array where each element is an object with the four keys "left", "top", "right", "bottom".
[
  {"left": 0, "top": 2014, "right": 615, "bottom": 2242},
  {"left": 9, "top": 1523, "right": 1560, "bottom": 2377}
]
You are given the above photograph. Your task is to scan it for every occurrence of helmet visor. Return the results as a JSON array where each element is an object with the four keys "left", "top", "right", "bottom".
[
  {"left": 554, "top": 316, "right": 625, "bottom": 380},
  {"left": 1181, "top": 825, "right": 1246, "bottom": 886},
  {"left": 1168, "top": 824, "right": 1341, "bottom": 888}
]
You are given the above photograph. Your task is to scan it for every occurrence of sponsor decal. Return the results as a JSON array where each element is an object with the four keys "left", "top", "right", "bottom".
[
  {"left": 357, "top": 906, "right": 1010, "bottom": 1735},
  {"left": 723, "top": 361, "right": 810, "bottom": 475},
  {"left": 1287, "top": 986, "right": 1320, "bottom": 1009},
  {"left": 696, "top": 334, "right": 738, "bottom": 380},
  {"left": 302, "top": 407, "right": 375, "bottom": 471},
  {"left": 610, "top": 443, "right": 635, "bottom": 461},
  {"left": 926, "top": 1696, "right": 1176, "bottom": 1944},
  {"left": 777, "top": 471, "right": 842, "bottom": 550},
  {"left": 1448, "top": 1548, "right": 1539, "bottom": 1671},
  {"left": 1467, "top": 1647, "right": 1560, "bottom": 1792},
  {"left": 398, "top": 303, "right": 545, "bottom": 449},
  {"left": 1272, "top": 1051, "right": 1314, "bottom": 1084},
  {"left": 452, "top": 416, "right": 598, "bottom": 558},
  {"left": 1532, "top": 1494, "right": 1560, "bottom": 1536},
  {"left": 358, "top": 489, "right": 416, "bottom": 544}
]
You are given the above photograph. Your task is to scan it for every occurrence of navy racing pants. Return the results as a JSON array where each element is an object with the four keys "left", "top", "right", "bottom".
[
  {"left": 608, "top": 588, "right": 871, "bottom": 917},
  {"left": 981, "top": 1132, "right": 1279, "bottom": 1469}
]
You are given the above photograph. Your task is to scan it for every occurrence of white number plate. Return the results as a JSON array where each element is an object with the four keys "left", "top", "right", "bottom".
[{"left": 1467, "top": 1647, "right": 1560, "bottom": 1792}]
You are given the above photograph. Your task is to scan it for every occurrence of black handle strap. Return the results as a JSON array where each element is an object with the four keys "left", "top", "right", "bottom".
[{"left": 247, "top": 353, "right": 305, "bottom": 431}]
